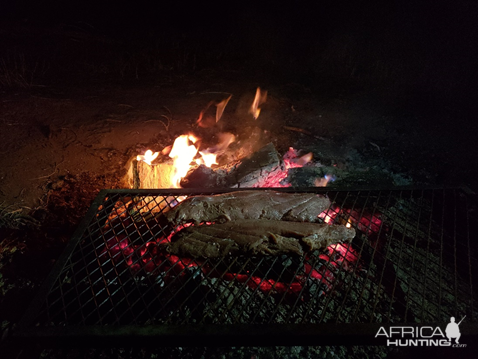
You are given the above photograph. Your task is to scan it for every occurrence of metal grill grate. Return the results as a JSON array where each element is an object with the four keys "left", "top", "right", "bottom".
[{"left": 13, "top": 187, "right": 478, "bottom": 346}]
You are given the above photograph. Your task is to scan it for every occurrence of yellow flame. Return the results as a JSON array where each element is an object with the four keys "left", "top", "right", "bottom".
[
  {"left": 250, "top": 87, "right": 267, "bottom": 119},
  {"left": 138, "top": 131, "right": 235, "bottom": 188},
  {"left": 197, "top": 151, "right": 218, "bottom": 167},
  {"left": 169, "top": 134, "right": 199, "bottom": 187},
  {"left": 195, "top": 132, "right": 235, "bottom": 168},
  {"left": 137, "top": 150, "right": 159, "bottom": 165}
]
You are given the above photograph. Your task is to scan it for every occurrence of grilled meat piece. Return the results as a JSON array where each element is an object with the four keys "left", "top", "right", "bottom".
[
  {"left": 165, "top": 191, "right": 331, "bottom": 225},
  {"left": 168, "top": 219, "right": 355, "bottom": 258}
]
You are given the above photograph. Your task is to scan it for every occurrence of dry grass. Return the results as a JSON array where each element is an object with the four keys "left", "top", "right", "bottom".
[
  {"left": 0, "top": 53, "right": 48, "bottom": 89},
  {"left": 0, "top": 202, "right": 39, "bottom": 230}
]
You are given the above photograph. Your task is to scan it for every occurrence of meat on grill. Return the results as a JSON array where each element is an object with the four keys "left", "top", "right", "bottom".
[
  {"left": 168, "top": 219, "right": 355, "bottom": 258},
  {"left": 165, "top": 191, "right": 331, "bottom": 225}
]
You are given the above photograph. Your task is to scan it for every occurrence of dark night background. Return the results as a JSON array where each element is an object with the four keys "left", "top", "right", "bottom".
[
  {"left": 2, "top": 0, "right": 477, "bottom": 90},
  {"left": 1, "top": 1, "right": 478, "bottom": 358}
]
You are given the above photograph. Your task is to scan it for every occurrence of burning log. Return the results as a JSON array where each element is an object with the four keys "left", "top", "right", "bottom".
[
  {"left": 179, "top": 164, "right": 229, "bottom": 188},
  {"left": 131, "top": 139, "right": 322, "bottom": 189},
  {"left": 180, "top": 142, "right": 286, "bottom": 188},
  {"left": 227, "top": 142, "right": 282, "bottom": 187},
  {"left": 131, "top": 159, "right": 175, "bottom": 189}
]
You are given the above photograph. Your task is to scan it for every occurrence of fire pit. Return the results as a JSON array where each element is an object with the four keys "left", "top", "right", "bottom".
[{"left": 12, "top": 187, "right": 478, "bottom": 347}]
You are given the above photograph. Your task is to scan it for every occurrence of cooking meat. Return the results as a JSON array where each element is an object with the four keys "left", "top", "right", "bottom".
[
  {"left": 168, "top": 219, "right": 355, "bottom": 258},
  {"left": 165, "top": 190, "right": 331, "bottom": 225}
]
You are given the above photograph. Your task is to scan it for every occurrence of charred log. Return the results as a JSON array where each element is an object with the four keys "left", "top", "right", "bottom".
[
  {"left": 227, "top": 142, "right": 281, "bottom": 187},
  {"left": 180, "top": 165, "right": 229, "bottom": 188},
  {"left": 180, "top": 142, "right": 284, "bottom": 188}
]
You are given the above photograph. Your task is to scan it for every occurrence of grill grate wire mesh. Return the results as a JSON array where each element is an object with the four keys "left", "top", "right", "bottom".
[{"left": 13, "top": 187, "right": 478, "bottom": 346}]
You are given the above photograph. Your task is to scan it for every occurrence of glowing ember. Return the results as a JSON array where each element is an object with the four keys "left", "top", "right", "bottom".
[
  {"left": 250, "top": 87, "right": 267, "bottom": 119},
  {"left": 137, "top": 150, "right": 159, "bottom": 165},
  {"left": 282, "top": 147, "right": 313, "bottom": 168},
  {"left": 102, "top": 234, "right": 360, "bottom": 297},
  {"left": 318, "top": 204, "right": 340, "bottom": 223},
  {"left": 318, "top": 205, "right": 383, "bottom": 239},
  {"left": 257, "top": 147, "right": 314, "bottom": 188},
  {"left": 169, "top": 134, "right": 199, "bottom": 187},
  {"left": 101, "top": 205, "right": 362, "bottom": 299},
  {"left": 328, "top": 243, "right": 359, "bottom": 263}
]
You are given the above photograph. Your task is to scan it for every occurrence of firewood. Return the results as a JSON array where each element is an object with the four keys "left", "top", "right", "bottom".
[
  {"left": 132, "top": 159, "right": 175, "bottom": 189},
  {"left": 132, "top": 142, "right": 288, "bottom": 189},
  {"left": 180, "top": 165, "right": 228, "bottom": 188},
  {"left": 180, "top": 143, "right": 283, "bottom": 188},
  {"left": 228, "top": 142, "right": 282, "bottom": 187}
]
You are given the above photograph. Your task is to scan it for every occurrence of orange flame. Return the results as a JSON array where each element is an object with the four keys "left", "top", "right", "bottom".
[
  {"left": 137, "top": 150, "right": 159, "bottom": 165},
  {"left": 136, "top": 131, "right": 236, "bottom": 189},
  {"left": 195, "top": 132, "right": 235, "bottom": 168},
  {"left": 296, "top": 152, "right": 313, "bottom": 166},
  {"left": 250, "top": 87, "right": 267, "bottom": 119},
  {"left": 196, "top": 95, "right": 232, "bottom": 128},
  {"left": 169, "top": 134, "right": 199, "bottom": 187},
  {"left": 215, "top": 95, "right": 232, "bottom": 123},
  {"left": 314, "top": 174, "right": 334, "bottom": 187},
  {"left": 197, "top": 151, "right": 218, "bottom": 167}
]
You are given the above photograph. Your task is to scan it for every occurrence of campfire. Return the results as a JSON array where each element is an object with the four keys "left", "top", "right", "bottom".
[
  {"left": 12, "top": 88, "right": 477, "bottom": 350},
  {"left": 127, "top": 87, "right": 332, "bottom": 190},
  {"left": 100, "top": 191, "right": 360, "bottom": 301},
  {"left": 94, "top": 88, "right": 412, "bottom": 310},
  {"left": 115, "top": 89, "right": 350, "bottom": 299}
]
